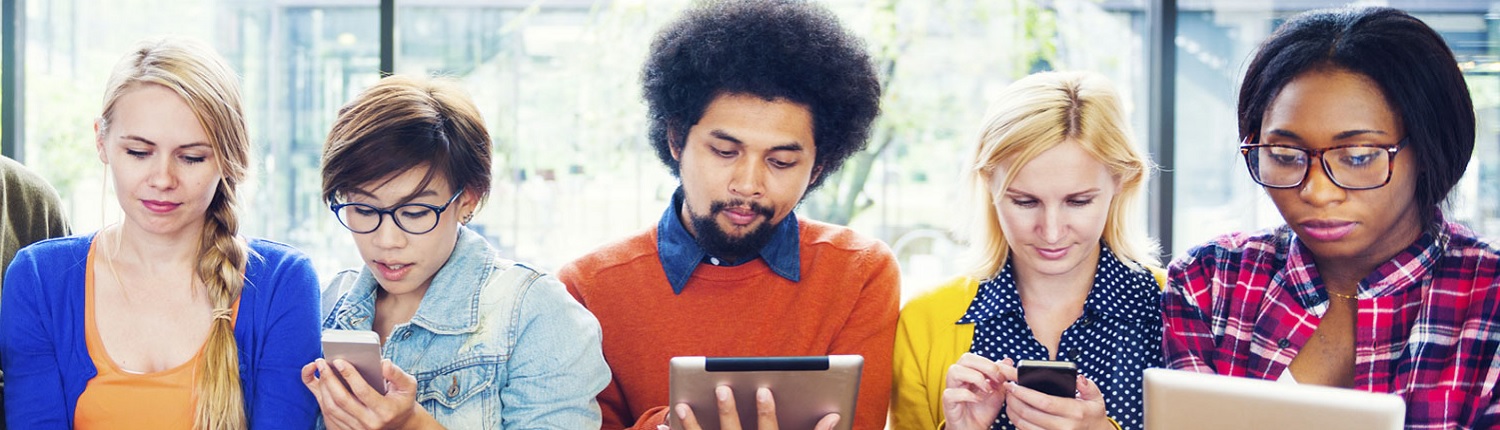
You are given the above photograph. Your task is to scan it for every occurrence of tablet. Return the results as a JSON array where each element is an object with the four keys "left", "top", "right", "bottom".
[
  {"left": 667, "top": 355, "right": 863, "bottom": 430},
  {"left": 1144, "top": 368, "right": 1404, "bottom": 430}
]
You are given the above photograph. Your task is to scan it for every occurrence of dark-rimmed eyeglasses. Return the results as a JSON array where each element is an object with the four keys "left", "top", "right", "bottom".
[
  {"left": 1239, "top": 136, "right": 1406, "bottom": 190},
  {"left": 330, "top": 189, "right": 464, "bottom": 235}
]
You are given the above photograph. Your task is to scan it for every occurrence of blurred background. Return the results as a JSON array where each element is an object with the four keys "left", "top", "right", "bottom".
[{"left": 5, "top": 0, "right": 1498, "bottom": 302}]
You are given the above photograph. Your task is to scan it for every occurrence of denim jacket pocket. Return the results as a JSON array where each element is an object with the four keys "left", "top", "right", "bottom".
[{"left": 416, "top": 362, "right": 496, "bottom": 410}]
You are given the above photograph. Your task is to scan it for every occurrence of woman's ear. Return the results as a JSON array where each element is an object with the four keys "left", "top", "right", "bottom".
[
  {"left": 459, "top": 189, "right": 481, "bottom": 224},
  {"left": 95, "top": 118, "right": 109, "bottom": 165}
]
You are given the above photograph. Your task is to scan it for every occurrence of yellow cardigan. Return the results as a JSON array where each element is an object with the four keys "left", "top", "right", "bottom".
[{"left": 889, "top": 266, "right": 1167, "bottom": 429}]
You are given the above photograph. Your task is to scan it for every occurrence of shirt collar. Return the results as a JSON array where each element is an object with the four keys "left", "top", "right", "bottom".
[
  {"left": 656, "top": 187, "right": 801, "bottom": 294},
  {"left": 332, "top": 225, "right": 495, "bottom": 334},
  {"left": 1279, "top": 214, "right": 1447, "bottom": 307},
  {"left": 958, "top": 243, "right": 1158, "bottom": 324}
]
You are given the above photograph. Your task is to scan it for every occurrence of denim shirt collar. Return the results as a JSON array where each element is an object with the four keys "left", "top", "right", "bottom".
[
  {"left": 330, "top": 225, "right": 498, "bottom": 334},
  {"left": 657, "top": 187, "right": 801, "bottom": 295}
]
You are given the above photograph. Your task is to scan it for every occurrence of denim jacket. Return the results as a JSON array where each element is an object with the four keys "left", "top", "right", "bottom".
[{"left": 321, "top": 226, "right": 609, "bottom": 429}]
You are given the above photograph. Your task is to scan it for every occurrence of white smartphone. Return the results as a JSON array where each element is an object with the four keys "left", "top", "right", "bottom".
[{"left": 321, "top": 329, "right": 387, "bottom": 395}]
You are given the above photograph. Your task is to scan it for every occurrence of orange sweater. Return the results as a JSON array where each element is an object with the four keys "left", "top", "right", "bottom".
[{"left": 560, "top": 219, "right": 900, "bottom": 430}]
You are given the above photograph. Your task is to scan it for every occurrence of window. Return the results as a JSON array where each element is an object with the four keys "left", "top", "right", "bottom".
[
  {"left": 1172, "top": 1, "right": 1500, "bottom": 254},
  {"left": 22, "top": 0, "right": 380, "bottom": 277},
  {"left": 384, "top": 0, "right": 1153, "bottom": 302}
]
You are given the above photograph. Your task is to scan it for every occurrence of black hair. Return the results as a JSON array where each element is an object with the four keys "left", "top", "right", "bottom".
[
  {"left": 1238, "top": 6, "right": 1474, "bottom": 224},
  {"left": 642, "top": 0, "right": 881, "bottom": 190}
]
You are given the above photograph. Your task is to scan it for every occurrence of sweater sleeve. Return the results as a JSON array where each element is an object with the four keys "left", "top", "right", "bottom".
[
  {"left": 891, "top": 298, "right": 941, "bottom": 430},
  {"left": 830, "top": 245, "right": 900, "bottom": 430},
  {"left": 0, "top": 247, "right": 71, "bottom": 429},
  {"left": 246, "top": 247, "right": 323, "bottom": 430}
]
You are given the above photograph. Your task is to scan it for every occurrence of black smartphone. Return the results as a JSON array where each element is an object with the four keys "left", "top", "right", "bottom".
[{"left": 1015, "top": 359, "right": 1077, "bottom": 398}]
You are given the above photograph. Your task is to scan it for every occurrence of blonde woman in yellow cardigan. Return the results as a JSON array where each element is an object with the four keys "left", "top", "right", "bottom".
[{"left": 892, "top": 71, "right": 1164, "bottom": 430}]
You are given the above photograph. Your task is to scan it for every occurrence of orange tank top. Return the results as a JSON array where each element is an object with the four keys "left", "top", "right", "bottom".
[{"left": 74, "top": 238, "right": 238, "bottom": 430}]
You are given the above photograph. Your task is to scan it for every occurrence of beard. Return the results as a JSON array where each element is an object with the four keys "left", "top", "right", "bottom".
[{"left": 687, "top": 199, "right": 779, "bottom": 262}]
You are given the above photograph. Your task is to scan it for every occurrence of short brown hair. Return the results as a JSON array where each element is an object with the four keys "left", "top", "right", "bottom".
[{"left": 321, "top": 75, "right": 491, "bottom": 206}]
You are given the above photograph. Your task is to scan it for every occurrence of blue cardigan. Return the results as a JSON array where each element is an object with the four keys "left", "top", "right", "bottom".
[{"left": 0, "top": 233, "right": 321, "bottom": 429}]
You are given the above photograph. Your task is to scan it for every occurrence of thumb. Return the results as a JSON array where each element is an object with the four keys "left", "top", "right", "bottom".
[
  {"left": 1076, "top": 375, "right": 1103, "bottom": 401},
  {"left": 384, "top": 359, "right": 418, "bottom": 397},
  {"left": 814, "top": 413, "right": 840, "bottom": 430}
]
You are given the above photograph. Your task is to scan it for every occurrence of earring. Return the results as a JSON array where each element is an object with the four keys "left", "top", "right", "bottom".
[{"left": 462, "top": 212, "right": 474, "bottom": 224}]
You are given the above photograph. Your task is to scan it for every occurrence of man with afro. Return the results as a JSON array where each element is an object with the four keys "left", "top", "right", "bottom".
[{"left": 558, "top": 0, "right": 897, "bottom": 429}]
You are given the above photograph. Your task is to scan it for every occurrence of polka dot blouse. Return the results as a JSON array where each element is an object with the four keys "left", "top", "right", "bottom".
[{"left": 958, "top": 244, "right": 1163, "bottom": 430}]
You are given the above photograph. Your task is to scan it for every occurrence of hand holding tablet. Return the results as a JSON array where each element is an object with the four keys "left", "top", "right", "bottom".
[
  {"left": 669, "top": 386, "right": 841, "bottom": 430},
  {"left": 667, "top": 355, "right": 863, "bottom": 430}
]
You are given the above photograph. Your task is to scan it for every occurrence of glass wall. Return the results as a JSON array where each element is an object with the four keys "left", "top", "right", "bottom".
[
  {"left": 384, "top": 0, "right": 1153, "bottom": 302},
  {"left": 15, "top": 1, "right": 1155, "bottom": 299},
  {"left": 1172, "top": 0, "right": 1500, "bottom": 256},
  {"left": 78, "top": 1, "right": 1500, "bottom": 301},
  {"left": 22, "top": 0, "right": 380, "bottom": 276}
]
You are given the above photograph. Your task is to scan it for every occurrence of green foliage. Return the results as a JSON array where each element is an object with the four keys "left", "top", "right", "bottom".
[
  {"left": 801, "top": 0, "right": 1063, "bottom": 225},
  {"left": 29, "top": 72, "right": 102, "bottom": 198}
]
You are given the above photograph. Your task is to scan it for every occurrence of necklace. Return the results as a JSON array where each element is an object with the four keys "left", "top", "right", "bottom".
[{"left": 1328, "top": 290, "right": 1360, "bottom": 300}]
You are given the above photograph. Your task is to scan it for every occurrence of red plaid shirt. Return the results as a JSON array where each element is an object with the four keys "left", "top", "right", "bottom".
[{"left": 1164, "top": 219, "right": 1500, "bottom": 429}]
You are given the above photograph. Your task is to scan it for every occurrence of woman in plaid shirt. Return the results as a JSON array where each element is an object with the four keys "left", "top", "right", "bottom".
[{"left": 1163, "top": 6, "right": 1500, "bottom": 429}]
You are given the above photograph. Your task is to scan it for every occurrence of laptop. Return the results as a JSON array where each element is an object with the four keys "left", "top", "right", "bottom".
[{"left": 1143, "top": 368, "right": 1405, "bottom": 430}]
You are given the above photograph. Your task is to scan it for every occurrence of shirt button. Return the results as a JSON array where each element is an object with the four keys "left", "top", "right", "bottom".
[
  {"left": 401, "top": 331, "right": 413, "bottom": 341},
  {"left": 1277, "top": 338, "right": 1291, "bottom": 348},
  {"left": 709, "top": 257, "right": 721, "bottom": 265}
]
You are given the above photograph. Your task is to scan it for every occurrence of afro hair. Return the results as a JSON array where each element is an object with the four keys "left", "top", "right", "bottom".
[{"left": 642, "top": 0, "right": 882, "bottom": 191}]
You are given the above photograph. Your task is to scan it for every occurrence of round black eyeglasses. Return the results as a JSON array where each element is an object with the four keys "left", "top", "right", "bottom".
[{"left": 330, "top": 189, "right": 464, "bottom": 235}]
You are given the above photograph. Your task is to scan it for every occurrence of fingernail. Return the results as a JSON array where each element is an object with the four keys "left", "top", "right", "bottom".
[
  {"left": 333, "top": 360, "right": 348, "bottom": 371},
  {"left": 757, "top": 387, "right": 771, "bottom": 402},
  {"left": 716, "top": 386, "right": 730, "bottom": 401},
  {"left": 675, "top": 403, "right": 690, "bottom": 419}
]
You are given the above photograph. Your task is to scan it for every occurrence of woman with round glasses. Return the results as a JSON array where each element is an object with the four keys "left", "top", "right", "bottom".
[
  {"left": 1163, "top": 6, "right": 1500, "bottom": 427},
  {"left": 302, "top": 75, "right": 609, "bottom": 429}
]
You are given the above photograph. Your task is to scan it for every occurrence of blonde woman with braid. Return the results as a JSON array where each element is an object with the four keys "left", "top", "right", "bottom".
[{"left": 0, "top": 37, "right": 322, "bottom": 429}]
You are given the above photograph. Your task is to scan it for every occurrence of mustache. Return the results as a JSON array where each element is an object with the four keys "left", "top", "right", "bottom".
[{"left": 709, "top": 199, "right": 775, "bottom": 219}]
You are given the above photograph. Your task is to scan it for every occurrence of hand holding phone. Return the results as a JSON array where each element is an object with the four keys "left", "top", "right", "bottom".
[
  {"left": 1015, "top": 359, "right": 1077, "bottom": 398},
  {"left": 321, "top": 329, "right": 387, "bottom": 395}
]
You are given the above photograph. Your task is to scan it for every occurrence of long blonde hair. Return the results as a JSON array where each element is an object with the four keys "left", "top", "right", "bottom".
[
  {"left": 99, "top": 37, "right": 250, "bottom": 430},
  {"left": 963, "top": 71, "right": 1158, "bottom": 279}
]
